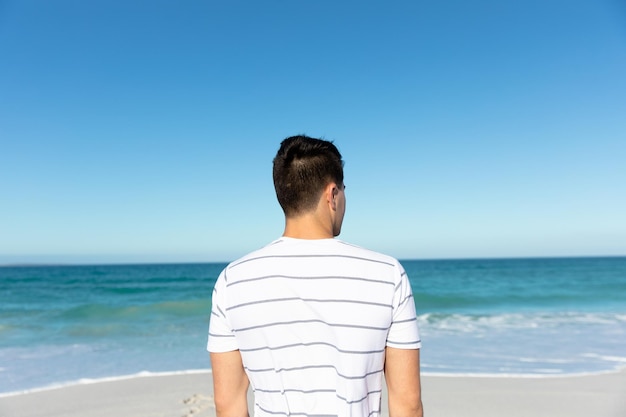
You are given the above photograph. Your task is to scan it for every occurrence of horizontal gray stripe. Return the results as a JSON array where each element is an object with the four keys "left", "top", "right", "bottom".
[
  {"left": 257, "top": 404, "right": 336, "bottom": 417},
  {"left": 230, "top": 254, "right": 395, "bottom": 269},
  {"left": 207, "top": 332, "right": 235, "bottom": 338},
  {"left": 244, "top": 366, "right": 274, "bottom": 372},
  {"left": 387, "top": 339, "right": 421, "bottom": 345},
  {"left": 233, "top": 319, "right": 389, "bottom": 332},
  {"left": 226, "top": 274, "right": 395, "bottom": 288},
  {"left": 337, "top": 389, "right": 382, "bottom": 405},
  {"left": 227, "top": 296, "right": 392, "bottom": 312},
  {"left": 254, "top": 387, "right": 335, "bottom": 394},
  {"left": 255, "top": 405, "right": 288, "bottom": 416},
  {"left": 394, "top": 317, "right": 418, "bottom": 324},
  {"left": 245, "top": 364, "right": 383, "bottom": 381},
  {"left": 240, "top": 341, "right": 385, "bottom": 355},
  {"left": 252, "top": 389, "right": 382, "bottom": 408}
]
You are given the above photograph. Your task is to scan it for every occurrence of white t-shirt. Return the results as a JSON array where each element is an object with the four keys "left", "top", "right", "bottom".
[{"left": 208, "top": 237, "right": 420, "bottom": 417}]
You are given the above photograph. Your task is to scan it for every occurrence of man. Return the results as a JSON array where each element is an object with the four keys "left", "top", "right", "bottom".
[{"left": 208, "top": 135, "right": 423, "bottom": 417}]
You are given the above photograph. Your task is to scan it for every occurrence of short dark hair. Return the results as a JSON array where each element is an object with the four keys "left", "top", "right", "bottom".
[{"left": 273, "top": 135, "right": 344, "bottom": 216}]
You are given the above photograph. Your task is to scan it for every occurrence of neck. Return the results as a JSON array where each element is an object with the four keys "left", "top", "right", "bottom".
[{"left": 283, "top": 214, "right": 334, "bottom": 240}]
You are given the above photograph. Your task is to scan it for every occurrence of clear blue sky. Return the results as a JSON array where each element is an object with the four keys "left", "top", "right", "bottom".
[{"left": 1, "top": 0, "right": 625, "bottom": 264}]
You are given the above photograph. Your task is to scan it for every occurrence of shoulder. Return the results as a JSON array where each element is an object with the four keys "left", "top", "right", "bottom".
[
  {"left": 220, "top": 238, "right": 286, "bottom": 274},
  {"left": 223, "top": 237, "right": 404, "bottom": 273},
  {"left": 332, "top": 239, "right": 403, "bottom": 268}
]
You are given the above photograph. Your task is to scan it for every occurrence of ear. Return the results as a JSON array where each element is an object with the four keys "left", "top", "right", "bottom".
[{"left": 327, "top": 182, "right": 339, "bottom": 211}]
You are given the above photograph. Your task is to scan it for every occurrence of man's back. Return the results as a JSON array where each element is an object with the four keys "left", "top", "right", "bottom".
[
  {"left": 208, "top": 237, "right": 420, "bottom": 416},
  {"left": 208, "top": 135, "right": 422, "bottom": 417}
]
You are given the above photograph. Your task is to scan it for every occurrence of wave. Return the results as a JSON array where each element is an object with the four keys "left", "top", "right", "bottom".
[
  {"left": 581, "top": 353, "right": 626, "bottom": 364},
  {"left": 419, "top": 368, "right": 626, "bottom": 378},
  {"left": 0, "top": 369, "right": 213, "bottom": 398},
  {"left": 417, "top": 311, "right": 626, "bottom": 332}
]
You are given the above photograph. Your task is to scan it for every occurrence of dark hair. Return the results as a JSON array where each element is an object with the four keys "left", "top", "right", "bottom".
[{"left": 273, "top": 135, "right": 344, "bottom": 216}]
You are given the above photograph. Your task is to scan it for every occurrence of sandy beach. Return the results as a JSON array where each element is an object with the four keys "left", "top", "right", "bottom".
[{"left": 1, "top": 369, "right": 624, "bottom": 417}]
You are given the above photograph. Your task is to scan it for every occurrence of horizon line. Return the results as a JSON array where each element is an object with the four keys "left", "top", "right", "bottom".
[{"left": 1, "top": 253, "right": 625, "bottom": 268}]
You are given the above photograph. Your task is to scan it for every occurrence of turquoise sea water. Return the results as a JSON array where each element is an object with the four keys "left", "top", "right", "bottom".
[{"left": 1, "top": 257, "right": 625, "bottom": 394}]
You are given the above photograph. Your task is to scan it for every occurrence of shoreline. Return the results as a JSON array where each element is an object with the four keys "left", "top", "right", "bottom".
[
  {"left": 1, "top": 369, "right": 625, "bottom": 417},
  {"left": 2, "top": 366, "right": 624, "bottom": 398},
  {"left": 3, "top": 366, "right": 624, "bottom": 398},
  {"left": 0, "top": 369, "right": 213, "bottom": 399}
]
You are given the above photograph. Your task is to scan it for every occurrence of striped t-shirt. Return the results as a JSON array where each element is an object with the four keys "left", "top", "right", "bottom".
[{"left": 207, "top": 237, "right": 420, "bottom": 417}]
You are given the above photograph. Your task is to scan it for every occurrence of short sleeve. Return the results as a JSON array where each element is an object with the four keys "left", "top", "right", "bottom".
[
  {"left": 207, "top": 270, "right": 239, "bottom": 352},
  {"left": 386, "top": 262, "right": 421, "bottom": 349}
]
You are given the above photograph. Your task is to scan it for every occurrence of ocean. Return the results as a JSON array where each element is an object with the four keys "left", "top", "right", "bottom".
[{"left": 1, "top": 257, "right": 625, "bottom": 394}]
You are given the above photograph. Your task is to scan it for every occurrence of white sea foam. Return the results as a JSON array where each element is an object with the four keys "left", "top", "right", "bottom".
[
  {"left": 0, "top": 368, "right": 213, "bottom": 398},
  {"left": 417, "top": 311, "right": 625, "bottom": 332},
  {"left": 420, "top": 368, "right": 625, "bottom": 378},
  {"left": 518, "top": 357, "right": 575, "bottom": 364},
  {"left": 615, "top": 314, "right": 626, "bottom": 322},
  {"left": 582, "top": 353, "right": 626, "bottom": 363}
]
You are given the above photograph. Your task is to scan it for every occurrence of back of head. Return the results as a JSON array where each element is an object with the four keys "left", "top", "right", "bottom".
[{"left": 273, "top": 135, "right": 344, "bottom": 217}]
